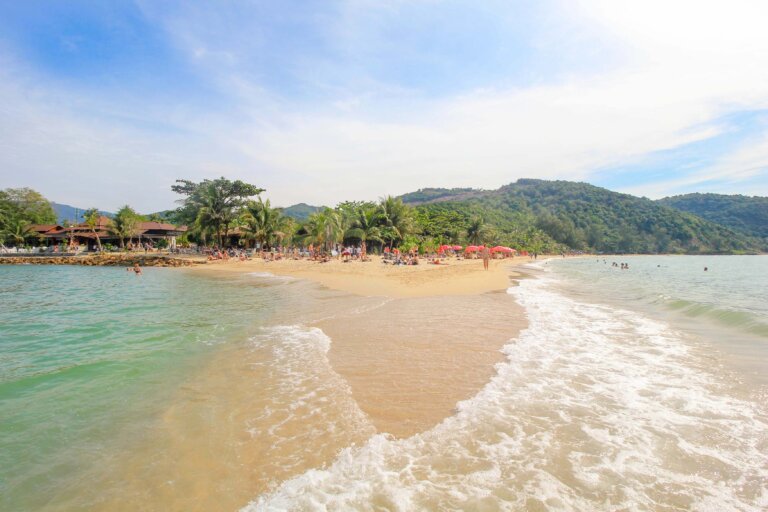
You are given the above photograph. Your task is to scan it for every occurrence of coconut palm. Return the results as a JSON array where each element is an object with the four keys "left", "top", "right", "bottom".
[
  {"left": 83, "top": 208, "right": 104, "bottom": 251},
  {"left": 302, "top": 208, "right": 343, "bottom": 251},
  {"left": 378, "top": 196, "right": 415, "bottom": 249},
  {"left": 242, "top": 198, "right": 293, "bottom": 249},
  {"left": 2, "top": 218, "right": 32, "bottom": 246},
  {"left": 171, "top": 178, "right": 263, "bottom": 248},
  {"left": 344, "top": 204, "right": 382, "bottom": 251},
  {"left": 466, "top": 215, "right": 494, "bottom": 245}
]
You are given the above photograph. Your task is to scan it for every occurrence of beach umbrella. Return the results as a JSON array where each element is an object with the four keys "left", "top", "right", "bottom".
[
  {"left": 439, "top": 244, "right": 452, "bottom": 252},
  {"left": 465, "top": 245, "right": 480, "bottom": 252},
  {"left": 452, "top": 245, "right": 463, "bottom": 250}
]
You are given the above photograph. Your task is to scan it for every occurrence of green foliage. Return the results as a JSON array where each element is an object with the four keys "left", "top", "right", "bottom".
[
  {"left": 281, "top": 203, "right": 322, "bottom": 221},
  {"left": 172, "top": 177, "right": 264, "bottom": 247},
  {"left": 400, "top": 187, "right": 483, "bottom": 205},
  {"left": 0, "top": 188, "right": 57, "bottom": 245},
  {"left": 83, "top": 208, "right": 104, "bottom": 251},
  {"left": 111, "top": 205, "right": 142, "bottom": 249},
  {"left": 410, "top": 179, "right": 760, "bottom": 254},
  {"left": 241, "top": 197, "right": 294, "bottom": 249},
  {"left": 659, "top": 193, "right": 768, "bottom": 248}
]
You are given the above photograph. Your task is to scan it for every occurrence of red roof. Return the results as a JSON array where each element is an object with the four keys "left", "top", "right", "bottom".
[{"left": 28, "top": 224, "right": 62, "bottom": 234}]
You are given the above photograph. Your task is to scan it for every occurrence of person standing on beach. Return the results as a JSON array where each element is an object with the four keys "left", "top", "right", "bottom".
[{"left": 481, "top": 247, "right": 490, "bottom": 270}]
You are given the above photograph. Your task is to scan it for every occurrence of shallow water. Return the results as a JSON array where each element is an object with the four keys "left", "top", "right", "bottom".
[
  {"left": 250, "top": 258, "right": 768, "bottom": 511},
  {"left": 2, "top": 259, "right": 767, "bottom": 511}
]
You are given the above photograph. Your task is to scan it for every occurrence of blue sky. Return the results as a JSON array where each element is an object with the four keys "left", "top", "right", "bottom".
[{"left": 1, "top": 0, "right": 767, "bottom": 212}]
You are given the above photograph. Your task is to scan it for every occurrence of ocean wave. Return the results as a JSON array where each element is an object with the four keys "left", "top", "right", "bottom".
[
  {"left": 244, "top": 277, "right": 768, "bottom": 511},
  {"left": 659, "top": 298, "right": 768, "bottom": 338},
  {"left": 247, "top": 272, "right": 297, "bottom": 282}
]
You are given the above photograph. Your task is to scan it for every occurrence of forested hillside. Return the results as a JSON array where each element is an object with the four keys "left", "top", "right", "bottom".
[
  {"left": 281, "top": 203, "right": 322, "bottom": 221},
  {"left": 658, "top": 193, "right": 768, "bottom": 241},
  {"left": 405, "top": 180, "right": 762, "bottom": 254}
]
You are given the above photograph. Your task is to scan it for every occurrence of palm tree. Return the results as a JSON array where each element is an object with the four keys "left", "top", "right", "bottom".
[
  {"left": 345, "top": 204, "right": 382, "bottom": 251},
  {"left": 303, "top": 208, "right": 343, "bottom": 251},
  {"left": 378, "top": 196, "right": 415, "bottom": 249},
  {"left": 83, "top": 208, "right": 104, "bottom": 251},
  {"left": 466, "top": 215, "right": 493, "bottom": 245},
  {"left": 171, "top": 178, "right": 263, "bottom": 248},
  {"left": 242, "top": 198, "right": 293, "bottom": 249},
  {"left": 2, "top": 218, "right": 32, "bottom": 246}
]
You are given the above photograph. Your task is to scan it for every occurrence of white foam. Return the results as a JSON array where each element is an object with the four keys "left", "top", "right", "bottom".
[
  {"left": 247, "top": 271, "right": 297, "bottom": 282},
  {"left": 243, "top": 278, "right": 768, "bottom": 511}
]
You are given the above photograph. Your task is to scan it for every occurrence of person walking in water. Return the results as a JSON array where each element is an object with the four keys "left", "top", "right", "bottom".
[{"left": 481, "top": 246, "right": 490, "bottom": 270}]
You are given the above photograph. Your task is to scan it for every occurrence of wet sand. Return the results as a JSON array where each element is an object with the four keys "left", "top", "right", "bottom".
[
  {"left": 73, "top": 257, "right": 532, "bottom": 510},
  {"left": 191, "top": 254, "right": 523, "bottom": 298}
]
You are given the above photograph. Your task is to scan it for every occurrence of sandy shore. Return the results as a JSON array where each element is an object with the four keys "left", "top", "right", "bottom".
[
  {"left": 190, "top": 254, "right": 533, "bottom": 298},
  {"left": 188, "top": 255, "right": 534, "bottom": 437}
]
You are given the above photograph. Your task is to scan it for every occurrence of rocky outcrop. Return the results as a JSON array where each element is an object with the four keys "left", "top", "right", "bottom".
[{"left": 0, "top": 254, "right": 203, "bottom": 267}]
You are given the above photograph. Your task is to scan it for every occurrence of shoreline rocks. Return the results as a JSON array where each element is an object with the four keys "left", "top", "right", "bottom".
[{"left": 0, "top": 254, "right": 204, "bottom": 267}]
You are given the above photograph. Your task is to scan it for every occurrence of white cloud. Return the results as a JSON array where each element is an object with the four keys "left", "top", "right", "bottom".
[{"left": 3, "top": 0, "right": 768, "bottom": 210}]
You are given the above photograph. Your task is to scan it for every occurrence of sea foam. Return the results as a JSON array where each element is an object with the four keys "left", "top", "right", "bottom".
[{"left": 244, "top": 277, "right": 768, "bottom": 511}]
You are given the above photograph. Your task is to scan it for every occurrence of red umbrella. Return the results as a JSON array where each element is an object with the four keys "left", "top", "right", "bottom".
[
  {"left": 384, "top": 247, "right": 391, "bottom": 253},
  {"left": 491, "top": 246, "right": 514, "bottom": 253},
  {"left": 465, "top": 245, "right": 480, "bottom": 252},
  {"left": 452, "top": 245, "right": 463, "bottom": 250},
  {"left": 439, "top": 244, "right": 453, "bottom": 252},
  {"left": 393, "top": 248, "right": 400, "bottom": 254}
]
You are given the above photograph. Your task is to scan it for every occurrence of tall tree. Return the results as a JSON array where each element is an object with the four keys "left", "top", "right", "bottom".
[
  {"left": 83, "top": 208, "right": 104, "bottom": 251},
  {"left": 1, "top": 218, "right": 32, "bottom": 246},
  {"left": 378, "top": 196, "right": 415, "bottom": 248},
  {"left": 172, "top": 178, "right": 264, "bottom": 248},
  {"left": 241, "top": 198, "right": 293, "bottom": 249},
  {"left": 345, "top": 203, "right": 382, "bottom": 250},
  {"left": 303, "top": 208, "right": 343, "bottom": 251},
  {"left": 0, "top": 188, "right": 56, "bottom": 225},
  {"left": 111, "top": 205, "right": 141, "bottom": 249},
  {"left": 466, "top": 215, "right": 493, "bottom": 245}
]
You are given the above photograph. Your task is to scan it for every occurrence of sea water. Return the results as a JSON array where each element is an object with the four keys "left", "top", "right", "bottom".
[
  {"left": 0, "top": 265, "right": 279, "bottom": 511},
  {"left": 249, "top": 256, "right": 768, "bottom": 511},
  {"left": 2, "top": 258, "right": 767, "bottom": 511}
]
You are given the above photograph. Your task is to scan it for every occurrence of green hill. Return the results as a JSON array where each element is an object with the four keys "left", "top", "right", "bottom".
[
  {"left": 281, "top": 203, "right": 322, "bottom": 221},
  {"left": 400, "top": 187, "right": 486, "bottom": 205},
  {"left": 407, "top": 179, "right": 762, "bottom": 254},
  {"left": 658, "top": 193, "right": 768, "bottom": 241}
]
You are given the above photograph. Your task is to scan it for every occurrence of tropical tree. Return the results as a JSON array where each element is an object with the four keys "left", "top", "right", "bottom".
[
  {"left": 466, "top": 215, "right": 494, "bottom": 245},
  {"left": 303, "top": 208, "right": 343, "bottom": 251},
  {"left": 0, "top": 188, "right": 56, "bottom": 225},
  {"left": 111, "top": 205, "right": 141, "bottom": 249},
  {"left": 241, "top": 198, "right": 293, "bottom": 249},
  {"left": 378, "top": 196, "right": 415, "bottom": 248},
  {"left": 344, "top": 203, "right": 382, "bottom": 251},
  {"left": 83, "top": 208, "right": 104, "bottom": 251},
  {"left": 1, "top": 218, "right": 32, "bottom": 246},
  {"left": 172, "top": 177, "right": 264, "bottom": 248}
]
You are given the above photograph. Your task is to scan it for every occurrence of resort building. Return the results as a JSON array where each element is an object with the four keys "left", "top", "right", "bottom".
[{"left": 41, "top": 216, "right": 187, "bottom": 250}]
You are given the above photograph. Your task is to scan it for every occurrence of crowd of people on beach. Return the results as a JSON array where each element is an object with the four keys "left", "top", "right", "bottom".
[{"left": 199, "top": 243, "right": 514, "bottom": 269}]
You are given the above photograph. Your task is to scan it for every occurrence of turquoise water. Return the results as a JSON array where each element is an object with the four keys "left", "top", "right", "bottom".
[
  {"left": 547, "top": 255, "right": 768, "bottom": 383},
  {"left": 0, "top": 265, "right": 275, "bottom": 511}
]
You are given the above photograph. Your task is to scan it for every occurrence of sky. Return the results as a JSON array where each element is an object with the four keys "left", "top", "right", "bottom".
[{"left": 1, "top": 0, "right": 768, "bottom": 212}]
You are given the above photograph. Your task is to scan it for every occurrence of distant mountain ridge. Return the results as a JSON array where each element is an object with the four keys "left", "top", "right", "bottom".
[
  {"left": 281, "top": 203, "right": 322, "bottom": 220},
  {"left": 400, "top": 179, "right": 763, "bottom": 254},
  {"left": 399, "top": 187, "right": 488, "bottom": 205},
  {"left": 50, "top": 202, "right": 113, "bottom": 224},
  {"left": 657, "top": 193, "right": 768, "bottom": 241}
]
